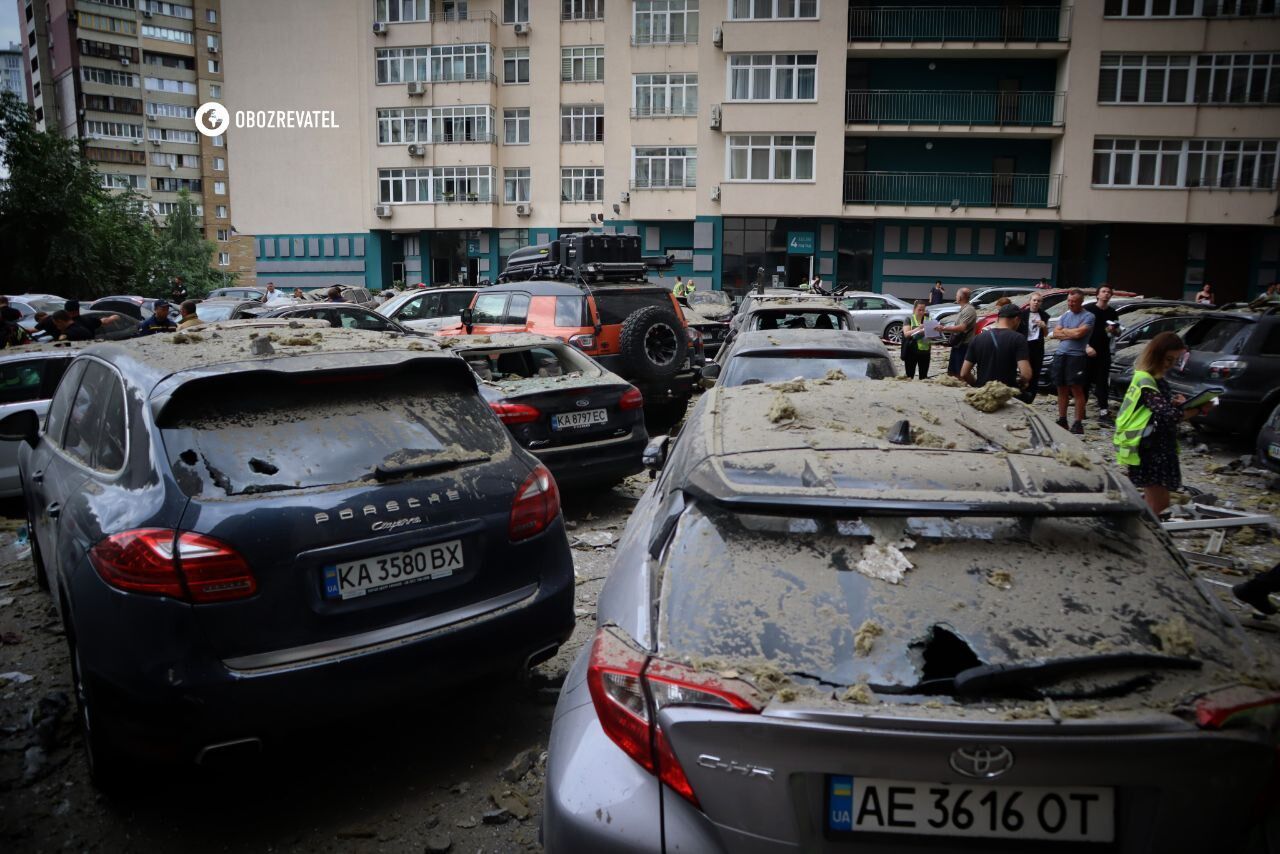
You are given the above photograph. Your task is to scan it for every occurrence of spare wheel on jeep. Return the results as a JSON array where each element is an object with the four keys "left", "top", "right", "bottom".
[{"left": 619, "top": 304, "right": 687, "bottom": 380}]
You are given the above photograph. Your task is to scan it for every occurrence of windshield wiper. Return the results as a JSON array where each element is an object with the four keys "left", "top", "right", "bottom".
[
  {"left": 373, "top": 453, "right": 490, "bottom": 481},
  {"left": 951, "top": 653, "right": 1201, "bottom": 698}
]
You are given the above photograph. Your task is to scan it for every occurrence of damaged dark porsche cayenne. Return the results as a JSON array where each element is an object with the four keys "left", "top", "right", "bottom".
[{"left": 2, "top": 326, "right": 575, "bottom": 788}]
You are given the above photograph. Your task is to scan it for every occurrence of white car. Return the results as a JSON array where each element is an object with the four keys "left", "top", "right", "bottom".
[
  {"left": 926, "top": 285, "right": 1037, "bottom": 323},
  {"left": 839, "top": 291, "right": 915, "bottom": 344},
  {"left": 375, "top": 286, "right": 478, "bottom": 333}
]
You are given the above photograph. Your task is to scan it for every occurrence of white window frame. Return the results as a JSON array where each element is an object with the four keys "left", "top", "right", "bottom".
[
  {"left": 375, "top": 47, "right": 431, "bottom": 84},
  {"left": 561, "top": 104, "right": 604, "bottom": 142},
  {"left": 145, "top": 77, "right": 198, "bottom": 95},
  {"left": 561, "top": 167, "right": 604, "bottom": 201},
  {"left": 504, "top": 0, "right": 529, "bottom": 22},
  {"left": 141, "top": 25, "right": 193, "bottom": 44},
  {"left": 503, "top": 47, "right": 529, "bottom": 84},
  {"left": 218, "top": 252, "right": 231, "bottom": 267},
  {"left": 1091, "top": 137, "right": 1280, "bottom": 189},
  {"left": 214, "top": 180, "right": 227, "bottom": 194},
  {"left": 633, "top": 73, "right": 698, "bottom": 116},
  {"left": 85, "top": 120, "right": 142, "bottom": 141},
  {"left": 725, "top": 134, "right": 816, "bottom": 181},
  {"left": 727, "top": 53, "right": 817, "bottom": 101},
  {"left": 1103, "top": 0, "right": 1278, "bottom": 17},
  {"left": 209, "top": 83, "right": 222, "bottom": 98},
  {"left": 80, "top": 67, "right": 139, "bottom": 87},
  {"left": 727, "top": 0, "right": 819, "bottom": 20},
  {"left": 146, "top": 101, "right": 196, "bottom": 119},
  {"left": 376, "top": 0, "right": 431, "bottom": 23},
  {"left": 215, "top": 204, "right": 228, "bottom": 217},
  {"left": 213, "top": 156, "right": 226, "bottom": 170},
  {"left": 634, "top": 1, "right": 700, "bottom": 45},
  {"left": 503, "top": 107, "right": 530, "bottom": 144},
  {"left": 562, "top": 46, "right": 605, "bottom": 82},
  {"left": 504, "top": 167, "right": 531, "bottom": 203},
  {"left": 377, "top": 107, "right": 432, "bottom": 144},
  {"left": 216, "top": 228, "right": 230, "bottom": 241},
  {"left": 149, "top": 127, "right": 199, "bottom": 144},
  {"left": 1099, "top": 52, "right": 1279, "bottom": 105},
  {"left": 142, "top": 1, "right": 194, "bottom": 18},
  {"left": 432, "top": 105, "right": 493, "bottom": 143},
  {"left": 563, "top": 0, "right": 605, "bottom": 19},
  {"left": 431, "top": 44, "right": 491, "bottom": 83},
  {"left": 632, "top": 146, "right": 697, "bottom": 188},
  {"left": 99, "top": 172, "right": 146, "bottom": 190},
  {"left": 434, "top": 166, "right": 494, "bottom": 202}
]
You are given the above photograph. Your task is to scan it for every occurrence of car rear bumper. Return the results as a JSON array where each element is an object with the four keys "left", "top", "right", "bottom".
[
  {"left": 69, "top": 527, "right": 575, "bottom": 760},
  {"left": 1167, "top": 381, "right": 1261, "bottom": 433},
  {"left": 531, "top": 426, "right": 648, "bottom": 486}
]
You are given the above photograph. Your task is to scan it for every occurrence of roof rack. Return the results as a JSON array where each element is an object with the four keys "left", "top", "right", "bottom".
[{"left": 498, "top": 232, "right": 672, "bottom": 285}]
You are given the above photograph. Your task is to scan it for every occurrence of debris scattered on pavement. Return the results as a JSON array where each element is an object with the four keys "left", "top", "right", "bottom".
[
  {"left": 964, "top": 381, "right": 1019, "bottom": 413},
  {"left": 571, "top": 531, "right": 616, "bottom": 549}
]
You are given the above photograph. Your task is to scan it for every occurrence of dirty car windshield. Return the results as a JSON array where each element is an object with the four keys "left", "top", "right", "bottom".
[
  {"left": 161, "top": 370, "right": 503, "bottom": 497},
  {"left": 750, "top": 311, "right": 848, "bottom": 331},
  {"left": 722, "top": 353, "right": 892, "bottom": 386}
]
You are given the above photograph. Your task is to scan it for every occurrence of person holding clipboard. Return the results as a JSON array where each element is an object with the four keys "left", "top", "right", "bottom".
[{"left": 1113, "top": 332, "right": 1216, "bottom": 516}]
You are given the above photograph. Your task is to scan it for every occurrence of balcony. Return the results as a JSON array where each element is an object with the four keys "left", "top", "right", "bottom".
[
  {"left": 631, "top": 31, "right": 698, "bottom": 46},
  {"left": 842, "top": 171, "right": 1062, "bottom": 207},
  {"left": 848, "top": 5, "right": 1068, "bottom": 43},
  {"left": 434, "top": 132, "right": 496, "bottom": 145},
  {"left": 629, "top": 176, "right": 697, "bottom": 190},
  {"left": 845, "top": 89, "right": 1064, "bottom": 126}
]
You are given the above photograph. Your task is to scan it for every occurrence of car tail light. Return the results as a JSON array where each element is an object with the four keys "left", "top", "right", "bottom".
[
  {"left": 1208, "top": 359, "right": 1246, "bottom": 381},
  {"left": 1195, "top": 687, "right": 1280, "bottom": 732},
  {"left": 587, "top": 628, "right": 763, "bottom": 808},
  {"left": 569, "top": 333, "right": 596, "bottom": 351},
  {"left": 89, "top": 529, "right": 257, "bottom": 603},
  {"left": 509, "top": 464, "right": 560, "bottom": 541},
  {"left": 490, "top": 401, "right": 541, "bottom": 425},
  {"left": 619, "top": 387, "right": 644, "bottom": 410}
]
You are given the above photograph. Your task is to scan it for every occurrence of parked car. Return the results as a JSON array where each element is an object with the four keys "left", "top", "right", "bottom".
[
  {"left": 706, "top": 329, "right": 895, "bottom": 387},
  {"left": 88, "top": 295, "right": 159, "bottom": 321},
  {"left": 976, "top": 288, "right": 1140, "bottom": 335},
  {"left": 376, "top": 286, "right": 479, "bottom": 333},
  {"left": 685, "top": 289, "right": 733, "bottom": 322},
  {"left": 543, "top": 379, "right": 1278, "bottom": 853},
  {"left": 927, "top": 285, "right": 1037, "bottom": 323},
  {"left": 840, "top": 291, "right": 916, "bottom": 343},
  {"left": 207, "top": 286, "right": 267, "bottom": 302},
  {"left": 30, "top": 311, "right": 140, "bottom": 343},
  {"left": 8, "top": 295, "right": 69, "bottom": 331},
  {"left": 677, "top": 298, "right": 731, "bottom": 358},
  {"left": 1103, "top": 314, "right": 1210, "bottom": 398},
  {"left": 0, "top": 345, "right": 81, "bottom": 498},
  {"left": 1257, "top": 398, "right": 1280, "bottom": 474},
  {"left": 258, "top": 303, "right": 414, "bottom": 333},
  {"left": 1, "top": 327, "right": 575, "bottom": 789},
  {"left": 442, "top": 333, "right": 648, "bottom": 487},
  {"left": 1167, "top": 307, "right": 1280, "bottom": 438},
  {"left": 193, "top": 298, "right": 265, "bottom": 322},
  {"left": 303, "top": 286, "right": 378, "bottom": 308},
  {"left": 729, "top": 294, "right": 855, "bottom": 336}
]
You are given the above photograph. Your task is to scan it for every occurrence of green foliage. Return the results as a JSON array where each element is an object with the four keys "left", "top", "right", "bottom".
[{"left": 151, "top": 189, "right": 229, "bottom": 297}]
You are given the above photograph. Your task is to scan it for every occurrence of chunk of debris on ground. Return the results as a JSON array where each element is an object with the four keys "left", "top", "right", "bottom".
[
  {"left": 1151, "top": 616, "right": 1196, "bottom": 657},
  {"left": 571, "top": 530, "right": 616, "bottom": 550},
  {"left": 841, "top": 683, "right": 876, "bottom": 704},
  {"left": 767, "top": 393, "right": 798, "bottom": 424},
  {"left": 855, "top": 542, "right": 914, "bottom": 584},
  {"left": 987, "top": 570, "right": 1013, "bottom": 590},
  {"left": 854, "top": 620, "right": 883, "bottom": 656},
  {"left": 929, "top": 375, "right": 968, "bottom": 388},
  {"left": 1052, "top": 448, "right": 1094, "bottom": 470},
  {"left": 769, "top": 378, "right": 808, "bottom": 393},
  {"left": 964, "top": 381, "right": 1019, "bottom": 413},
  {"left": 824, "top": 369, "right": 847, "bottom": 381}
]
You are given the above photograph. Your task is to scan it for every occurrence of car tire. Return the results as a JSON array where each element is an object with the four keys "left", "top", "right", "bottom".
[
  {"left": 619, "top": 306, "right": 687, "bottom": 381},
  {"left": 67, "top": 625, "right": 130, "bottom": 794},
  {"left": 27, "top": 506, "right": 47, "bottom": 592},
  {"left": 884, "top": 322, "right": 904, "bottom": 345}
]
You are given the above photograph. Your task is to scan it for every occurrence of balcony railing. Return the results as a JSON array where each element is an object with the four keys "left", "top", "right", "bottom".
[
  {"left": 436, "top": 192, "right": 494, "bottom": 204},
  {"left": 562, "top": 132, "right": 605, "bottom": 143},
  {"left": 631, "top": 31, "right": 699, "bottom": 46},
  {"left": 434, "top": 132, "right": 496, "bottom": 144},
  {"left": 432, "top": 71, "right": 497, "bottom": 85},
  {"left": 630, "top": 106, "right": 698, "bottom": 118},
  {"left": 846, "top": 90, "right": 1064, "bottom": 126},
  {"left": 848, "top": 5, "right": 1068, "bottom": 42},
  {"left": 629, "top": 176, "right": 697, "bottom": 190},
  {"left": 436, "top": 9, "right": 497, "bottom": 22},
  {"left": 843, "top": 171, "right": 1062, "bottom": 207}
]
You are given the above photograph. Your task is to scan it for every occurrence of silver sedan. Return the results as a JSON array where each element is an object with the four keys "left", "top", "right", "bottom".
[{"left": 840, "top": 291, "right": 914, "bottom": 344}]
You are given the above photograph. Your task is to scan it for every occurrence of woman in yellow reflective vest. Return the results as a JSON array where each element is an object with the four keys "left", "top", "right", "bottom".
[{"left": 1112, "top": 332, "right": 1211, "bottom": 516}]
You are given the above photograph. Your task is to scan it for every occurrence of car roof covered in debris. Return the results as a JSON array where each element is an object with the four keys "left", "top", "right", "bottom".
[
  {"left": 731, "top": 329, "right": 890, "bottom": 357},
  {"left": 436, "top": 332, "right": 566, "bottom": 352}
]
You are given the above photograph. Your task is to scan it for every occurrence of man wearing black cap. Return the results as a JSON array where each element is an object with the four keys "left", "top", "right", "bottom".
[
  {"left": 960, "top": 302, "right": 1032, "bottom": 390},
  {"left": 137, "top": 301, "right": 177, "bottom": 335},
  {"left": 48, "top": 310, "right": 92, "bottom": 342}
]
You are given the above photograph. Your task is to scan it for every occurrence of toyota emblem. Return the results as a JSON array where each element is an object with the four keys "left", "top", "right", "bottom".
[
  {"left": 575, "top": 399, "right": 591, "bottom": 408},
  {"left": 949, "top": 745, "right": 1014, "bottom": 779}
]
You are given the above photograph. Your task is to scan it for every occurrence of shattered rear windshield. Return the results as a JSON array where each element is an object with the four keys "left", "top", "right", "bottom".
[
  {"left": 161, "top": 369, "right": 504, "bottom": 497},
  {"left": 462, "top": 345, "right": 596, "bottom": 382},
  {"left": 749, "top": 310, "right": 849, "bottom": 331}
]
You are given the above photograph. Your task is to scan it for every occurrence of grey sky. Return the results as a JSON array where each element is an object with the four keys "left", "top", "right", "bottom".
[{"left": 0, "top": 2, "right": 19, "bottom": 50}]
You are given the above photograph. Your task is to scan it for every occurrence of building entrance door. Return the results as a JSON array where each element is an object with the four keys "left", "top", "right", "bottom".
[{"left": 787, "top": 256, "right": 811, "bottom": 288}]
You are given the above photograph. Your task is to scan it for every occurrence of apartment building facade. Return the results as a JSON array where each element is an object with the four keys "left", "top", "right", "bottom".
[
  {"left": 2, "top": 41, "right": 26, "bottom": 102},
  {"left": 15, "top": 0, "right": 255, "bottom": 283},
  {"left": 223, "top": 0, "right": 1279, "bottom": 302}
]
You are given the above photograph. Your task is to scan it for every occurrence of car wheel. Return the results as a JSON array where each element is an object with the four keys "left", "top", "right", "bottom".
[
  {"left": 619, "top": 306, "right": 688, "bottom": 381},
  {"left": 27, "top": 506, "right": 47, "bottom": 592},
  {"left": 884, "top": 322, "right": 904, "bottom": 345},
  {"left": 67, "top": 626, "right": 130, "bottom": 793}
]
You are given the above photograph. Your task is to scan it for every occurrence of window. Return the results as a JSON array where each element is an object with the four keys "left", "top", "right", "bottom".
[
  {"left": 214, "top": 181, "right": 227, "bottom": 194},
  {"left": 81, "top": 67, "right": 139, "bottom": 87},
  {"left": 80, "top": 39, "right": 137, "bottom": 61},
  {"left": 207, "top": 34, "right": 220, "bottom": 50},
  {"left": 142, "top": 1, "right": 194, "bottom": 18},
  {"left": 207, "top": 59, "right": 221, "bottom": 73},
  {"left": 149, "top": 127, "right": 199, "bottom": 143},
  {"left": 561, "top": 167, "right": 604, "bottom": 201},
  {"left": 151, "top": 152, "right": 200, "bottom": 168},
  {"left": 215, "top": 204, "right": 227, "bottom": 217},
  {"left": 441, "top": 1, "right": 470, "bottom": 20},
  {"left": 141, "top": 25, "right": 194, "bottom": 44},
  {"left": 1003, "top": 231, "right": 1028, "bottom": 255},
  {"left": 376, "top": 46, "right": 431, "bottom": 83},
  {"left": 497, "top": 229, "right": 531, "bottom": 271},
  {"left": 431, "top": 44, "right": 491, "bottom": 82},
  {"left": 87, "top": 0, "right": 136, "bottom": 7},
  {"left": 377, "top": 106, "right": 432, "bottom": 143},
  {"left": 206, "top": 8, "right": 217, "bottom": 23},
  {"left": 632, "top": 146, "right": 696, "bottom": 188},
  {"left": 504, "top": 0, "right": 529, "bottom": 22},
  {"left": 434, "top": 166, "right": 493, "bottom": 201},
  {"left": 213, "top": 156, "right": 226, "bottom": 170},
  {"left": 217, "top": 228, "right": 230, "bottom": 241},
  {"left": 212, "top": 134, "right": 225, "bottom": 147},
  {"left": 84, "top": 94, "right": 143, "bottom": 114},
  {"left": 219, "top": 253, "right": 231, "bottom": 267},
  {"left": 62, "top": 363, "right": 118, "bottom": 469},
  {"left": 143, "top": 51, "right": 195, "bottom": 70},
  {"left": 472, "top": 293, "right": 508, "bottom": 323},
  {"left": 44, "top": 360, "right": 87, "bottom": 445},
  {"left": 1099, "top": 53, "right": 1278, "bottom": 104},
  {"left": 0, "top": 358, "right": 70, "bottom": 407},
  {"left": 634, "top": 1, "right": 699, "bottom": 44},
  {"left": 85, "top": 120, "right": 142, "bottom": 140},
  {"left": 80, "top": 13, "right": 138, "bottom": 36},
  {"left": 376, "top": 0, "right": 430, "bottom": 23},
  {"left": 504, "top": 107, "right": 530, "bottom": 144},
  {"left": 100, "top": 172, "right": 146, "bottom": 190},
  {"left": 561, "top": 104, "right": 604, "bottom": 142},
  {"left": 1092, "top": 137, "right": 1280, "bottom": 189},
  {"left": 729, "top": 0, "right": 819, "bottom": 19},
  {"left": 728, "top": 54, "right": 817, "bottom": 101},
  {"left": 209, "top": 84, "right": 221, "bottom": 98},
  {"left": 727, "top": 134, "right": 815, "bottom": 181},
  {"left": 146, "top": 101, "right": 196, "bottom": 119},
  {"left": 1194, "top": 53, "right": 1279, "bottom": 104},
  {"left": 1103, "top": 0, "right": 1277, "bottom": 16},
  {"left": 145, "top": 77, "right": 198, "bottom": 94},
  {"left": 504, "top": 168, "right": 531, "bottom": 203},
  {"left": 564, "top": 0, "right": 605, "bottom": 19},
  {"left": 153, "top": 176, "right": 202, "bottom": 191},
  {"left": 562, "top": 46, "right": 604, "bottom": 82},
  {"left": 88, "top": 146, "right": 147, "bottom": 165},
  {"left": 503, "top": 47, "right": 529, "bottom": 83},
  {"left": 633, "top": 72, "right": 698, "bottom": 115},
  {"left": 432, "top": 105, "right": 493, "bottom": 143}
]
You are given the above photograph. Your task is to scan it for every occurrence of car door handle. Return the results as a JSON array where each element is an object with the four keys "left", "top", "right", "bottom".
[
  {"left": 46, "top": 502, "right": 60, "bottom": 520},
  {"left": 31, "top": 470, "right": 43, "bottom": 484}
]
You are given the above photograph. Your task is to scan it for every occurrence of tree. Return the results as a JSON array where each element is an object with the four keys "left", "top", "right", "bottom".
[
  {"left": 152, "top": 189, "right": 228, "bottom": 297},
  {"left": 0, "top": 92, "right": 159, "bottom": 299}
]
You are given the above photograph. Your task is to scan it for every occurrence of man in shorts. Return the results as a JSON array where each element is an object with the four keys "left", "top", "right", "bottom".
[
  {"left": 938, "top": 287, "right": 976, "bottom": 378},
  {"left": 1050, "top": 288, "right": 1095, "bottom": 434}
]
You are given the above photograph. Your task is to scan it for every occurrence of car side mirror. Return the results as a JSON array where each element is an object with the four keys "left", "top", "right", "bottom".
[
  {"left": 0, "top": 410, "right": 40, "bottom": 447},
  {"left": 460, "top": 307, "right": 474, "bottom": 333},
  {"left": 642, "top": 435, "right": 670, "bottom": 473},
  {"left": 701, "top": 363, "right": 721, "bottom": 381}
]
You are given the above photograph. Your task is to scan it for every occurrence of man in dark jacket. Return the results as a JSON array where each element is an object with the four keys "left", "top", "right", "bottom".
[
  {"left": 48, "top": 310, "right": 92, "bottom": 341},
  {"left": 1085, "top": 285, "right": 1120, "bottom": 422},
  {"left": 137, "top": 301, "right": 177, "bottom": 335}
]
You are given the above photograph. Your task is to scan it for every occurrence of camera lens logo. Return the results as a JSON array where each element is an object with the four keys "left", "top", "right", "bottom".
[{"left": 195, "top": 102, "right": 230, "bottom": 137}]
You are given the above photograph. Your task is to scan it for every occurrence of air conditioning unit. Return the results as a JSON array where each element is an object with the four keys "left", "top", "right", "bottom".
[
  {"left": 407, "top": 81, "right": 427, "bottom": 96},
  {"left": 132, "top": 138, "right": 143, "bottom": 145},
  {"left": 713, "top": 26, "right": 723, "bottom": 47},
  {"left": 143, "top": 9, "right": 152, "bottom": 17},
  {"left": 375, "top": 204, "right": 393, "bottom": 218},
  {"left": 407, "top": 143, "right": 425, "bottom": 157},
  {"left": 372, "top": 21, "right": 388, "bottom": 35},
  {"left": 709, "top": 104, "right": 722, "bottom": 129},
  {"left": 515, "top": 203, "right": 531, "bottom": 216},
  {"left": 146, "top": 114, "right": 156, "bottom": 122},
  {"left": 119, "top": 57, "right": 131, "bottom": 66},
  {"left": 208, "top": 45, "right": 219, "bottom": 54},
  {"left": 619, "top": 191, "right": 630, "bottom": 203},
  {"left": 710, "top": 184, "right": 721, "bottom": 201},
  {"left": 513, "top": 22, "right": 531, "bottom": 35},
  {"left": 151, "top": 139, "right": 161, "bottom": 146}
]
